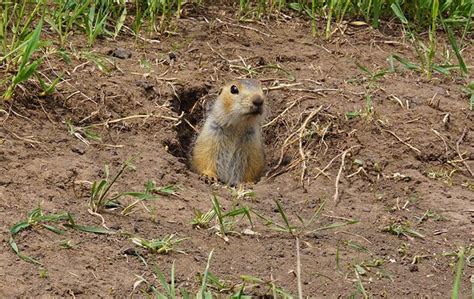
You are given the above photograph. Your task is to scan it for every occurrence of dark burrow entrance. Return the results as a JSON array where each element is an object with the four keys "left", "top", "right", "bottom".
[{"left": 164, "top": 83, "right": 212, "bottom": 166}]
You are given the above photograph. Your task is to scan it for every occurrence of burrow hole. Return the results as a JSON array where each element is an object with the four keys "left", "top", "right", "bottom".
[{"left": 164, "top": 84, "right": 212, "bottom": 166}]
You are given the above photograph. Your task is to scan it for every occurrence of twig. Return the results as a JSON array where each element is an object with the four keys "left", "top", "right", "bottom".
[
  {"left": 207, "top": 42, "right": 231, "bottom": 62},
  {"left": 430, "top": 128, "right": 450, "bottom": 153},
  {"left": 263, "top": 102, "right": 294, "bottom": 127},
  {"left": 456, "top": 128, "right": 473, "bottom": 177},
  {"left": 334, "top": 146, "right": 359, "bottom": 203},
  {"left": 9, "top": 107, "right": 38, "bottom": 124},
  {"left": 269, "top": 132, "right": 299, "bottom": 175},
  {"left": 215, "top": 18, "right": 273, "bottom": 37},
  {"left": 265, "top": 158, "right": 302, "bottom": 181},
  {"left": 389, "top": 94, "right": 405, "bottom": 109},
  {"left": 72, "top": 61, "right": 89, "bottom": 73},
  {"left": 382, "top": 129, "right": 421, "bottom": 154},
  {"left": 263, "top": 83, "right": 303, "bottom": 91},
  {"left": 89, "top": 114, "right": 178, "bottom": 127},
  {"left": 184, "top": 118, "right": 199, "bottom": 133},
  {"left": 334, "top": 231, "right": 373, "bottom": 244},
  {"left": 288, "top": 88, "right": 339, "bottom": 94},
  {"left": 299, "top": 106, "right": 323, "bottom": 186},
  {"left": 263, "top": 96, "right": 314, "bottom": 128},
  {"left": 87, "top": 209, "right": 109, "bottom": 230},
  {"left": 314, "top": 151, "right": 344, "bottom": 180},
  {"left": 39, "top": 101, "right": 55, "bottom": 124},
  {"left": 7, "top": 130, "right": 41, "bottom": 144}
]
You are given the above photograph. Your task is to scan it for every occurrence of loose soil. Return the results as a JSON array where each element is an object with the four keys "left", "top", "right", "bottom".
[{"left": 1, "top": 3, "right": 473, "bottom": 298}]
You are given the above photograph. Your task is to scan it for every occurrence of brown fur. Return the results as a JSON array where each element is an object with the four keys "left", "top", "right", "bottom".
[{"left": 191, "top": 79, "right": 266, "bottom": 185}]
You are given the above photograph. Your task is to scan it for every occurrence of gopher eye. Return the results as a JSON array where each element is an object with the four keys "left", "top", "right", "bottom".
[{"left": 230, "top": 85, "right": 239, "bottom": 94}]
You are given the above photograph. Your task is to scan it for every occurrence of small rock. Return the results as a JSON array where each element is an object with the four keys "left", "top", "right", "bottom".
[
  {"left": 136, "top": 80, "right": 154, "bottom": 91},
  {"left": 409, "top": 264, "right": 418, "bottom": 272},
  {"left": 109, "top": 224, "right": 121, "bottom": 230},
  {"left": 109, "top": 47, "right": 132, "bottom": 59},
  {"left": 71, "top": 146, "right": 86, "bottom": 155},
  {"left": 256, "top": 56, "right": 266, "bottom": 66},
  {"left": 123, "top": 248, "right": 139, "bottom": 256}
]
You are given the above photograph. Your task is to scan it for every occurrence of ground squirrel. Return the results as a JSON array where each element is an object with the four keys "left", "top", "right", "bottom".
[{"left": 191, "top": 79, "right": 266, "bottom": 185}]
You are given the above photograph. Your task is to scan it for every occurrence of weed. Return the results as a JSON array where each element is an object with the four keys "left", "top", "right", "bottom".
[
  {"left": 345, "top": 94, "right": 374, "bottom": 121},
  {"left": 140, "top": 249, "right": 214, "bottom": 298},
  {"left": 2, "top": 19, "right": 43, "bottom": 100},
  {"left": 191, "top": 208, "right": 216, "bottom": 229},
  {"left": 45, "top": 0, "right": 91, "bottom": 47},
  {"left": 9, "top": 206, "right": 69, "bottom": 264},
  {"left": 237, "top": 275, "right": 293, "bottom": 298},
  {"left": 390, "top": 0, "right": 469, "bottom": 78},
  {"left": 425, "top": 167, "right": 457, "bottom": 186},
  {"left": 230, "top": 61, "right": 295, "bottom": 81},
  {"left": 151, "top": 261, "right": 180, "bottom": 298},
  {"left": 38, "top": 268, "right": 48, "bottom": 278},
  {"left": 345, "top": 240, "right": 369, "bottom": 253},
  {"left": 382, "top": 222, "right": 425, "bottom": 239},
  {"left": 229, "top": 186, "right": 256, "bottom": 204},
  {"left": 121, "top": 181, "right": 176, "bottom": 216},
  {"left": 59, "top": 239, "right": 76, "bottom": 249},
  {"left": 416, "top": 209, "right": 444, "bottom": 224},
  {"left": 88, "top": 161, "right": 134, "bottom": 213},
  {"left": 131, "top": 234, "right": 187, "bottom": 254},
  {"left": 254, "top": 199, "right": 358, "bottom": 236},
  {"left": 464, "top": 81, "right": 474, "bottom": 111},
  {"left": 444, "top": 246, "right": 473, "bottom": 299},
  {"left": 84, "top": 2, "right": 109, "bottom": 46},
  {"left": 354, "top": 62, "right": 391, "bottom": 83},
  {"left": 81, "top": 51, "right": 115, "bottom": 73},
  {"left": 64, "top": 213, "right": 114, "bottom": 234},
  {"left": 210, "top": 195, "right": 253, "bottom": 237},
  {"left": 65, "top": 118, "right": 102, "bottom": 145},
  {"left": 352, "top": 264, "right": 369, "bottom": 299},
  {"left": 8, "top": 206, "right": 111, "bottom": 265}
]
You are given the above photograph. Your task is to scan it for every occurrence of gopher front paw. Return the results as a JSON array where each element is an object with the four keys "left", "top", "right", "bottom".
[{"left": 200, "top": 174, "right": 218, "bottom": 185}]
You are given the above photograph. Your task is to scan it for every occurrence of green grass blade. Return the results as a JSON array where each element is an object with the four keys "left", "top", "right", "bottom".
[
  {"left": 371, "top": 0, "right": 382, "bottom": 28},
  {"left": 154, "top": 264, "right": 173, "bottom": 297},
  {"left": 10, "top": 221, "right": 30, "bottom": 235},
  {"left": 211, "top": 195, "right": 225, "bottom": 235},
  {"left": 9, "top": 236, "right": 42, "bottom": 265},
  {"left": 41, "top": 224, "right": 65, "bottom": 235},
  {"left": 20, "top": 19, "right": 42, "bottom": 69},
  {"left": 444, "top": 22, "right": 468, "bottom": 74},
  {"left": 65, "top": 223, "right": 114, "bottom": 234},
  {"left": 273, "top": 199, "right": 293, "bottom": 234},
  {"left": 12, "top": 59, "right": 41, "bottom": 84},
  {"left": 451, "top": 247, "right": 465, "bottom": 299},
  {"left": 198, "top": 249, "right": 214, "bottom": 298},
  {"left": 390, "top": 2, "right": 408, "bottom": 24}
]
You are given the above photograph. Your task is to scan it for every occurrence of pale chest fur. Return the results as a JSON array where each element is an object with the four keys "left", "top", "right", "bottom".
[{"left": 207, "top": 120, "right": 263, "bottom": 185}]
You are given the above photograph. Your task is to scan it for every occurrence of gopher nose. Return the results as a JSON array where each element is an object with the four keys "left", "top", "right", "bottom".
[{"left": 251, "top": 95, "right": 264, "bottom": 108}]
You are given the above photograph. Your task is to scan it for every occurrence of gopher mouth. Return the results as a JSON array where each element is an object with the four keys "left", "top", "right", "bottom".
[{"left": 246, "top": 107, "right": 263, "bottom": 115}]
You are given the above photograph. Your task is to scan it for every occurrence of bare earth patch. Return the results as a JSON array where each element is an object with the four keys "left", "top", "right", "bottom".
[{"left": 1, "top": 5, "right": 473, "bottom": 298}]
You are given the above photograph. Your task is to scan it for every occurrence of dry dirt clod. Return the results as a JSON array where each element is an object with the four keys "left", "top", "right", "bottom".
[{"left": 108, "top": 47, "right": 132, "bottom": 59}]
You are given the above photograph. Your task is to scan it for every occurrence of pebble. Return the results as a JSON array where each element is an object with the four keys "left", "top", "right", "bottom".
[{"left": 109, "top": 47, "right": 132, "bottom": 59}]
